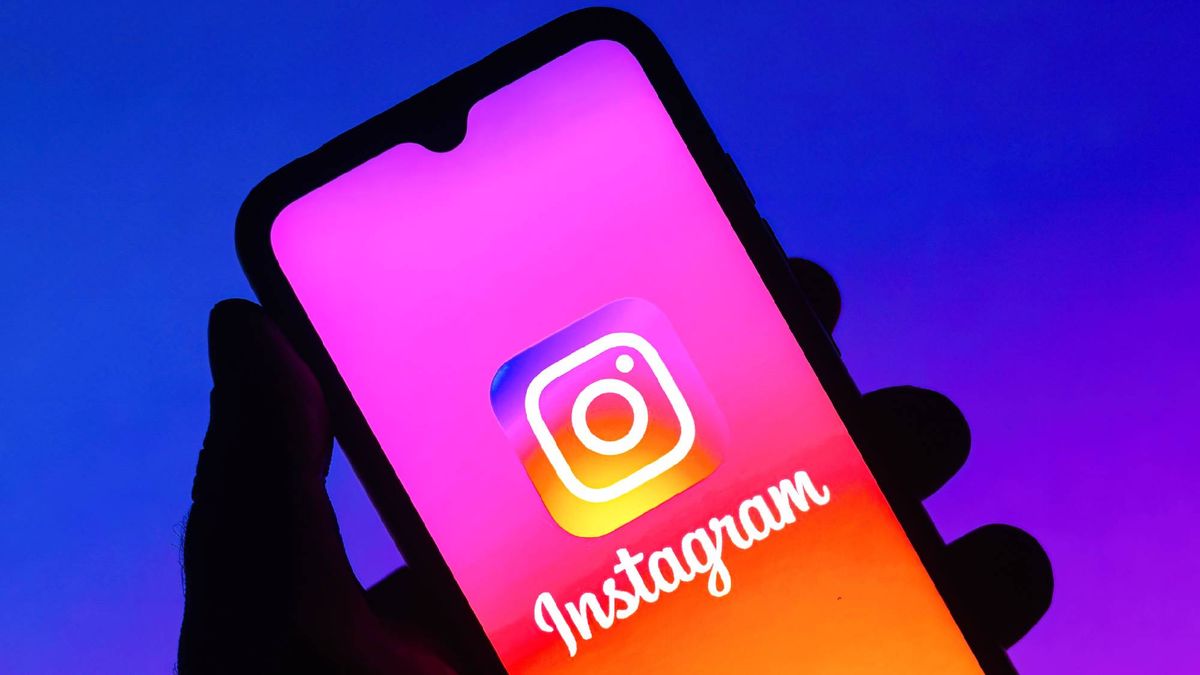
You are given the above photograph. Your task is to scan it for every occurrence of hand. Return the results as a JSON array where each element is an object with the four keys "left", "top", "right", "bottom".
[
  {"left": 788, "top": 259, "right": 1052, "bottom": 664},
  {"left": 178, "top": 259, "right": 1051, "bottom": 674},
  {"left": 178, "top": 298, "right": 453, "bottom": 674}
]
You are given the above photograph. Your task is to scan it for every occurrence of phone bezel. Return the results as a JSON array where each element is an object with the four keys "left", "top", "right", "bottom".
[{"left": 235, "top": 7, "right": 1011, "bottom": 673}]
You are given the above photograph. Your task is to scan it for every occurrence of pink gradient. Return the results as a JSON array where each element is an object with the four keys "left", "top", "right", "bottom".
[{"left": 272, "top": 40, "right": 976, "bottom": 671}]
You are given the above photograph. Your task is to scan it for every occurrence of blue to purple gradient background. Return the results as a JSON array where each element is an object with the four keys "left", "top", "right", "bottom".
[{"left": 1, "top": 2, "right": 1196, "bottom": 672}]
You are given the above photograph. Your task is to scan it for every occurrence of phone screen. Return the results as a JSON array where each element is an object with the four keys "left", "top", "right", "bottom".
[{"left": 270, "top": 40, "right": 980, "bottom": 673}]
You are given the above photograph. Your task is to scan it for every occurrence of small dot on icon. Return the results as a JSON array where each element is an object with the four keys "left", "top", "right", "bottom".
[{"left": 615, "top": 354, "right": 634, "bottom": 373}]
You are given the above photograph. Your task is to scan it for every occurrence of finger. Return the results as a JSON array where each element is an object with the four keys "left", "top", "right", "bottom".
[
  {"left": 859, "top": 386, "right": 970, "bottom": 500},
  {"left": 857, "top": 391, "right": 1053, "bottom": 649},
  {"left": 939, "top": 525, "right": 1054, "bottom": 649},
  {"left": 180, "top": 300, "right": 448, "bottom": 674},
  {"left": 788, "top": 257, "right": 841, "bottom": 333},
  {"left": 195, "top": 299, "right": 333, "bottom": 501},
  {"left": 181, "top": 299, "right": 337, "bottom": 672}
]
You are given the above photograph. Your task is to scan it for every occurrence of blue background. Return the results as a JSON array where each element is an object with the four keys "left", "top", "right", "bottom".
[{"left": 2, "top": 2, "right": 1197, "bottom": 672}]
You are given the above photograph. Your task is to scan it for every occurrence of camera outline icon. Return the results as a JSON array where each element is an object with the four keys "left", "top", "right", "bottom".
[{"left": 524, "top": 332, "right": 696, "bottom": 504}]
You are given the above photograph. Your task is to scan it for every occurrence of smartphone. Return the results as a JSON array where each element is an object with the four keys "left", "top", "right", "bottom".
[{"left": 237, "top": 9, "right": 1007, "bottom": 673}]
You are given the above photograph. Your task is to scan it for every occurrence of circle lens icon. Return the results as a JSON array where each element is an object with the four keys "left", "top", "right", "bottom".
[{"left": 570, "top": 376, "right": 649, "bottom": 456}]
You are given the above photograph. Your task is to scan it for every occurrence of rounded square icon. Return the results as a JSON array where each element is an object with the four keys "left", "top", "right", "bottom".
[{"left": 490, "top": 298, "right": 725, "bottom": 537}]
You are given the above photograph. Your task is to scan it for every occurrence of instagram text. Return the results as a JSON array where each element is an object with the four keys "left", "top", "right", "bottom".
[{"left": 533, "top": 469, "right": 832, "bottom": 656}]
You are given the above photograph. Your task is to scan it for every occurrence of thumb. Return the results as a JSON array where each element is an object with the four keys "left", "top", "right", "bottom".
[
  {"left": 180, "top": 300, "right": 446, "bottom": 674},
  {"left": 195, "top": 298, "right": 332, "bottom": 503},
  {"left": 181, "top": 298, "right": 345, "bottom": 672}
]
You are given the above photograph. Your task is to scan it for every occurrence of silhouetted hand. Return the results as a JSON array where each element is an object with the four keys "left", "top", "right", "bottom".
[
  {"left": 178, "top": 258, "right": 1050, "bottom": 674},
  {"left": 178, "top": 298, "right": 453, "bottom": 675},
  {"left": 788, "top": 259, "right": 1052, "bottom": 660}
]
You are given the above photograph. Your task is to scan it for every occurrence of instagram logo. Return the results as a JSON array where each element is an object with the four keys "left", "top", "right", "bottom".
[{"left": 491, "top": 299, "right": 724, "bottom": 537}]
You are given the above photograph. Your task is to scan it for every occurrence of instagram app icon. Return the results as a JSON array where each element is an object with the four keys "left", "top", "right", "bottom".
[{"left": 491, "top": 299, "right": 724, "bottom": 537}]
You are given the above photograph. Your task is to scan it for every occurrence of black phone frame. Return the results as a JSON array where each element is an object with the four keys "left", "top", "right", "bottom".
[{"left": 235, "top": 7, "right": 1013, "bottom": 673}]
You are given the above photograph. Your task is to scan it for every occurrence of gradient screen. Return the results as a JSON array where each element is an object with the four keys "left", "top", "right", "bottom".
[{"left": 270, "top": 39, "right": 981, "bottom": 673}]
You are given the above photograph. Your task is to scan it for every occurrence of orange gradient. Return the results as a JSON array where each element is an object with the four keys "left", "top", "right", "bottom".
[{"left": 507, "top": 461, "right": 979, "bottom": 673}]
